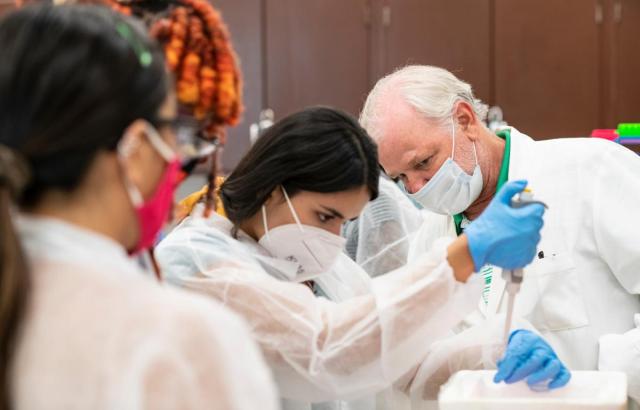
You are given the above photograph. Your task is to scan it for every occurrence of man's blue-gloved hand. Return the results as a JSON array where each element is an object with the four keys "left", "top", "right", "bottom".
[
  {"left": 494, "top": 329, "right": 571, "bottom": 390},
  {"left": 465, "top": 180, "right": 545, "bottom": 271}
]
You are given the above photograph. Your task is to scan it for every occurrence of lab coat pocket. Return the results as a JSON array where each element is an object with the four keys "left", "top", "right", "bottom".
[{"left": 533, "top": 254, "right": 590, "bottom": 331}]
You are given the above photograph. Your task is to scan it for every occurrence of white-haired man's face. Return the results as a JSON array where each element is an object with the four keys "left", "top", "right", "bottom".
[{"left": 376, "top": 95, "right": 480, "bottom": 195}]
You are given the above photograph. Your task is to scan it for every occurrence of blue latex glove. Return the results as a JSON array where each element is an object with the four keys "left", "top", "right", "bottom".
[
  {"left": 465, "top": 180, "right": 545, "bottom": 271},
  {"left": 494, "top": 329, "right": 571, "bottom": 390}
]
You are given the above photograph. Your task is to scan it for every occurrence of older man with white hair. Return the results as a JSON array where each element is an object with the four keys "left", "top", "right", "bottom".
[{"left": 361, "top": 65, "right": 640, "bottom": 403}]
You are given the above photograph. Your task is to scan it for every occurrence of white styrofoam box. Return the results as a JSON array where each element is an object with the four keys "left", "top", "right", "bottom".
[{"left": 439, "top": 370, "right": 627, "bottom": 410}]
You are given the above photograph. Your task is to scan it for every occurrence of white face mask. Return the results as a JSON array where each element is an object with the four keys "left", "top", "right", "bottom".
[
  {"left": 257, "top": 186, "right": 347, "bottom": 282},
  {"left": 405, "top": 120, "right": 483, "bottom": 215}
]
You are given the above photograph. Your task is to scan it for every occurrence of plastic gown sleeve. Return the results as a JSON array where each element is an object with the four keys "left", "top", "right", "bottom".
[
  {"left": 402, "top": 314, "right": 538, "bottom": 401},
  {"left": 130, "top": 300, "right": 279, "bottom": 410},
  {"left": 158, "top": 235, "right": 483, "bottom": 402}
]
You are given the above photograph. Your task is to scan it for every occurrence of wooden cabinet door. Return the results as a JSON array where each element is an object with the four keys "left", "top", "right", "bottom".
[
  {"left": 0, "top": 2, "right": 16, "bottom": 16},
  {"left": 378, "top": 0, "right": 491, "bottom": 103},
  {"left": 607, "top": 0, "right": 640, "bottom": 125},
  {"left": 211, "top": 0, "right": 263, "bottom": 171},
  {"left": 494, "top": 0, "right": 601, "bottom": 138},
  {"left": 265, "top": 0, "right": 372, "bottom": 118}
]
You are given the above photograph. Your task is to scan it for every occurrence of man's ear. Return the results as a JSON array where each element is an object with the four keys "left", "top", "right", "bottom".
[
  {"left": 453, "top": 101, "right": 478, "bottom": 131},
  {"left": 454, "top": 101, "right": 483, "bottom": 142}
]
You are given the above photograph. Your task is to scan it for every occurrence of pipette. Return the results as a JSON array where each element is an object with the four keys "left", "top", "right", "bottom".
[{"left": 502, "top": 189, "right": 548, "bottom": 343}]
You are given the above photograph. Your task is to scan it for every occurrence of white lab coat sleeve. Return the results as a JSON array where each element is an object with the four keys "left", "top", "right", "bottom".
[
  {"left": 591, "top": 142, "right": 640, "bottom": 294},
  {"left": 599, "top": 315, "right": 640, "bottom": 403},
  {"left": 158, "top": 235, "right": 483, "bottom": 402},
  {"left": 592, "top": 143, "right": 640, "bottom": 404},
  {"left": 129, "top": 296, "right": 280, "bottom": 410}
]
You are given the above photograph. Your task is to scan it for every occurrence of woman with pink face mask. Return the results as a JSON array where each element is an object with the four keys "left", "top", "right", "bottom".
[{"left": 0, "top": 5, "right": 278, "bottom": 410}]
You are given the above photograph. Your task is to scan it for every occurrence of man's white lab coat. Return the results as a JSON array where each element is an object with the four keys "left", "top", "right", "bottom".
[{"left": 408, "top": 127, "right": 640, "bottom": 403}]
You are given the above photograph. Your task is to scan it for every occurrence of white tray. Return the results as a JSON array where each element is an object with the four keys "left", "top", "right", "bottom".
[{"left": 439, "top": 370, "right": 627, "bottom": 410}]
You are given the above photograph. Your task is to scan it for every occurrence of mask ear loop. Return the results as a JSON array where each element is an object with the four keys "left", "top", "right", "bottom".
[
  {"left": 280, "top": 186, "right": 304, "bottom": 232},
  {"left": 450, "top": 119, "right": 456, "bottom": 159},
  {"left": 472, "top": 140, "right": 479, "bottom": 166},
  {"left": 117, "top": 120, "right": 177, "bottom": 207},
  {"left": 117, "top": 131, "right": 144, "bottom": 208},
  {"left": 143, "top": 122, "right": 177, "bottom": 163},
  {"left": 261, "top": 205, "right": 272, "bottom": 245}
]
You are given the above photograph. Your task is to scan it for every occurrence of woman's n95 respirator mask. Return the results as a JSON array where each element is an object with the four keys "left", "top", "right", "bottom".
[{"left": 258, "top": 186, "right": 346, "bottom": 282}]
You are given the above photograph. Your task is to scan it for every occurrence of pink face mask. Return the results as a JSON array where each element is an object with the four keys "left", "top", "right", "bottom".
[
  {"left": 130, "top": 158, "right": 180, "bottom": 253},
  {"left": 120, "top": 121, "right": 180, "bottom": 254}
]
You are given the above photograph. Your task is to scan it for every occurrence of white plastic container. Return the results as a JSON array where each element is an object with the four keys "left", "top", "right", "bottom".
[{"left": 439, "top": 370, "right": 627, "bottom": 410}]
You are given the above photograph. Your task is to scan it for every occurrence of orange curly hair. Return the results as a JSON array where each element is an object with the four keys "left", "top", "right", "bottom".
[
  {"left": 95, "top": 0, "right": 242, "bottom": 216},
  {"left": 93, "top": 0, "right": 243, "bottom": 145}
]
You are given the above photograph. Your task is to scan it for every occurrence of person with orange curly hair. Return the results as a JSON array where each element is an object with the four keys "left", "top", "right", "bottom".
[
  {"left": 62, "top": 0, "right": 242, "bottom": 218},
  {"left": 142, "top": 0, "right": 242, "bottom": 218}
]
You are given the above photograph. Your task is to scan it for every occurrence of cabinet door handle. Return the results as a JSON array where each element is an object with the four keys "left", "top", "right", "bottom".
[
  {"left": 613, "top": 1, "right": 622, "bottom": 24},
  {"left": 382, "top": 5, "right": 391, "bottom": 27},
  {"left": 595, "top": 1, "right": 604, "bottom": 24},
  {"left": 250, "top": 109, "right": 274, "bottom": 145}
]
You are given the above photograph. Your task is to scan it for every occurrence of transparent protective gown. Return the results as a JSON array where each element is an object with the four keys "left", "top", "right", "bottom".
[
  {"left": 11, "top": 215, "right": 279, "bottom": 410},
  {"left": 343, "top": 176, "right": 425, "bottom": 278},
  {"left": 156, "top": 205, "right": 484, "bottom": 409}
]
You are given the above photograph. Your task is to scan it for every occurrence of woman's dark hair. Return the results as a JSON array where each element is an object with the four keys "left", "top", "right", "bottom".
[
  {"left": 0, "top": 5, "right": 168, "bottom": 408},
  {"left": 221, "top": 106, "right": 379, "bottom": 231}
]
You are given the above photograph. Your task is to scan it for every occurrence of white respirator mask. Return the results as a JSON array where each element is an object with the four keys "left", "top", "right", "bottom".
[
  {"left": 258, "top": 186, "right": 346, "bottom": 282},
  {"left": 405, "top": 119, "right": 483, "bottom": 215}
]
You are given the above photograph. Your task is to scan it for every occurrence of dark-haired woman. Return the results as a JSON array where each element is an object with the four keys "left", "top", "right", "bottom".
[
  {"left": 156, "top": 106, "right": 550, "bottom": 409},
  {"left": 0, "top": 5, "right": 278, "bottom": 409}
]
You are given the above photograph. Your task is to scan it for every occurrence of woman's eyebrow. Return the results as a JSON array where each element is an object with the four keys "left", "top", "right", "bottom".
[{"left": 319, "top": 205, "right": 344, "bottom": 219}]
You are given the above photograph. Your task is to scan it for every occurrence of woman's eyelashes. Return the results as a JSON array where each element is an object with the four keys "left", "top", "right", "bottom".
[{"left": 318, "top": 213, "right": 336, "bottom": 223}]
